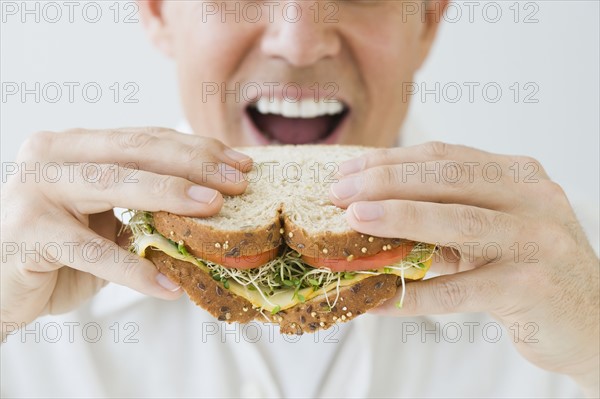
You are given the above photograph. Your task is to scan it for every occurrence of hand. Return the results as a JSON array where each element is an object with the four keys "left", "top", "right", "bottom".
[
  {"left": 1, "top": 127, "right": 252, "bottom": 341},
  {"left": 329, "top": 141, "right": 599, "bottom": 397}
]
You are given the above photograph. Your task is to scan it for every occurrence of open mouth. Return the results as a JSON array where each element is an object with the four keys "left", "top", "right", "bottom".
[{"left": 246, "top": 98, "right": 349, "bottom": 145}]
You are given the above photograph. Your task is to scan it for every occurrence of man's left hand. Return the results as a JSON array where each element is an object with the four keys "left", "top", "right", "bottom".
[{"left": 329, "top": 141, "right": 599, "bottom": 397}]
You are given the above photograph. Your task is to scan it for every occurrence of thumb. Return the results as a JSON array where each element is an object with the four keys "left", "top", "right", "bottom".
[{"left": 370, "top": 265, "right": 506, "bottom": 316}]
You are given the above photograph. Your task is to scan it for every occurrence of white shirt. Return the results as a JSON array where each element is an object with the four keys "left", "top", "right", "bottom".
[
  {"left": 2, "top": 124, "right": 595, "bottom": 398},
  {"left": 0, "top": 297, "right": 585, "bottom": 398}
]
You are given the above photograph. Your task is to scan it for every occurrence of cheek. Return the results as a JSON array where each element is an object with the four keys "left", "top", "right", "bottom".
[
  {"left": 341, "top": 8, "right": 423, "bottom": 128},
  {"left": 357, "top": 17, "right": 420, "bottom": 93},
  {"left": 173, "top": 23, "right": 252, "bottom": 94},
  {"left": 168, "top": 13, "right": 261, "bottom": 134}
]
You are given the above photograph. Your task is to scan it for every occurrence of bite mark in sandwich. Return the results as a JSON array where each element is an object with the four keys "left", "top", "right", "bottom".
[{"left": 128, "top": 145, "right": 435, "bottom": 334}]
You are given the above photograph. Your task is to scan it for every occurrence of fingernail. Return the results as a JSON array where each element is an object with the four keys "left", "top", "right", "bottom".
[
  {"left": 338, "top": 157, "right": 366, "bottom": 176},
  {"left": 187, "top": 185, "right": 219, "bottom": 204},
  {"left": 224, "top": 148, "right": 252, "bottom": 163},
  {"left": 219, "top": 163, "right": 245, "bottom": 184},
  {"left": 351, "top": 202, "right": 384, "bottom": 222},
  {"left": 330, "top": 175, "right": 362, "bottom": 200},
  {"left": 156, "top": 273, "right": 180, "bottom": 292}
]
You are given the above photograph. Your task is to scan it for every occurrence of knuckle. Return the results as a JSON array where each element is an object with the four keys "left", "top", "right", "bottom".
[
  {"left": 119, "top": 262, "right": 138, "bottom": 281},
  {"left": 369, "top": 166, "right": 401, "bottom": 190},
  {"left": 454, "top": 206, "right": 489, "bottom": 238},
  {"left": 76, "top": 163, "right": 123, "bottom": 191},
  {"left": 192, "top": 136, "right": 222, "bottom": 150},
  {"left": 207, "top": 137, "right": 225, "bottom": 149},
  {"left": 87, "top": 236, "right": 115, "bottom": 260},
  {"left": 142, "top": 126, "right": 172, "bottom": 136},
  {"left": 18, "top": 131, "right": 54, "bottom": 160},
  {"left": 150, "top": 175, "right": 177, "bottom": 198},
  {"left": 185, "top": 145, "right": 210, "bottom": 164},
  {"left": 440, "top": 161, "right": 470, "bottom": 189},
  {"left": 539, "top": 181, "right": 568, "bottom": 204},
  {"left": 423, "top": 141, "right": 452, "bottom": 159},
  {"left": 514, "top": 155, "right": 540, "bottom": 167},
  {"left": 535, "top": 222, "right": 574, "bottom": 258},
  {"left": 78, "top": 236, "right": 119, "bottom": 269},
  {"left": 92, "top": 164, "right": 121, "bottom": 191},
  {"left": 119, "top": 256, "right": 142, "bottom": 281},
  {"left": 490, "top": 213, "right": 514, "bottom": 235},
  {"left": 124, "top": 126, "right": 173, "bottom": 137},
  {"left": 375, "top": 148, "right": 396, "bottom": 164},
  {"left": 509, "top": 258, "right": 548, "bottom": 289},
  {"left": 384, "top": 166, "right": 401, "bottom": 187},
  {"left": 433, "top": 279, "right": 469, "bottom": 311},
  {"left": 512, "top": 155, "right": 547, "bottom": 179},
  {"left": 400, "top": 201, "right": 420, "bottom": 227},
  {"left": 113, "top": 130, "right": 157, "bottom": 150}
]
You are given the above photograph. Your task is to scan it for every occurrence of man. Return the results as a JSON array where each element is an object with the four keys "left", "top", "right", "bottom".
[{"left": 1, "top": 1, "right": 598, "bottom": 397}]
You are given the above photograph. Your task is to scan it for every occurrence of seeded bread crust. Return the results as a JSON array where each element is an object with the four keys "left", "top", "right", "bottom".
[
  {"left": 146, "top": 249, "right": 401, "bottom": 334},
  {"left": 281, "top": 212, "right": 413, "bottom": 259},
  {"left": 268, "top": 273, "right": 400, "bottom": 335},
  {"left": 153, "top": 211, "right": 282, "bottom": 259},
  {"left": 147, "top": 248, "right": 259, "bottom": 323},
  {"left": 153, "top": 210, "right": 414, "bottom": 261}
]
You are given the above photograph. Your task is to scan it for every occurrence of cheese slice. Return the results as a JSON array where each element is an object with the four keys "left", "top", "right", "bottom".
[{"left": 133, "top": 232, "right": 432, "bottom": 312}]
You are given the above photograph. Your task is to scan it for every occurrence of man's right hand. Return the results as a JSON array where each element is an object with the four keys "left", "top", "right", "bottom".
[{"left": 1, "top": 128, "right": 253, "bottom": 341}]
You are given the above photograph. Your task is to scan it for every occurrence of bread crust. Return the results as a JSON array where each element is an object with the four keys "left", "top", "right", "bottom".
[
  {"left": 282, "top": 212, "right": 413, "bottom": 259},
  {"left": 147, "top": 248, "right": 259, "bottom": 323},
  {"left": 269, "top": 274, "right": 400, "bottom": 335},
  {"left": 152, "top": 210, "right": 414, "bottom": 261},
  {"left": 146, "top": 249, "right": 401, "bottom": 334},
  {"left": 153, "top": 211, "right": 282, "bottom": 259}
]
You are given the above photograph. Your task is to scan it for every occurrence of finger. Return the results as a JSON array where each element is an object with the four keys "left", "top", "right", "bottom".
[
  {"left": 18, "top": 128, "right": 253, "bottom": 195},
  {"left": 369, "top": 265, "right": 505, "bottom": 315},
  {"left": 30, "top": 213, "right": 183, "bottom": 300},
  {"left": 336, "top": 141, "right": 549, "bottom": 180},
  {"left": 330, "top": 160, "right": 519, "bottom": 211},
  {"left": 346, "top": 200, "right": 517, "bottom": 261},
  {"left": 42, "top": 163, "right": 224, "bottom": 217},
  {"left": 428, "top": 246, "right": 483, "bottom": 276}
]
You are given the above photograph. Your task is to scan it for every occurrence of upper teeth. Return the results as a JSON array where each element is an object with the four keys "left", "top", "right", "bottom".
[{"left": 253, "top": 98, "right": 345, "bottom": 118}]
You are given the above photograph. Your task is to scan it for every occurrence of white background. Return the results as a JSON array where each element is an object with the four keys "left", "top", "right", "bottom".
[{"left": 1, "top": 0, "right": 599, "bottom": 215}]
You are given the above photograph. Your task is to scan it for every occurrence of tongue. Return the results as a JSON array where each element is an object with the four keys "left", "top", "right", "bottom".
[{"left": 252, "top": 113, "right": 333, "bottom": 144}]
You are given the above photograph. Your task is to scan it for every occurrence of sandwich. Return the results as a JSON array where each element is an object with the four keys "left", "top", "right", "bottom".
[{"left": 128, "top": 145, "right": 435, "bottom": 334}]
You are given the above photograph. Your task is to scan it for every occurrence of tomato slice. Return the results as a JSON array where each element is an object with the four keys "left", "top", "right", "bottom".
[
  {"left": 301, "top": 244, "right": 414, "bottom": 271},
  {"left": 202, "top": 248, "right": 279, "bottom": 270}
]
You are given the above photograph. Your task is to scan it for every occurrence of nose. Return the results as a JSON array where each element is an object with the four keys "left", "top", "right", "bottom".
[{"left": 260, "top": 1, "right": 341, "bottom": 67}]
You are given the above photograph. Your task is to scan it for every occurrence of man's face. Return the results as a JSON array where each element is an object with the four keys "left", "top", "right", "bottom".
[{"left": 143, "top": 1, "right": 443, "bottom": 147}]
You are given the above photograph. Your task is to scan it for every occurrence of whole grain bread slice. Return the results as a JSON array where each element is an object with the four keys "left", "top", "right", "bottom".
[
  {"left": 147, "top": 249, "right": 400, "bottom": 334},
  {"left": 153, "top": 145, "right": 412, "bottom": 261}
]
